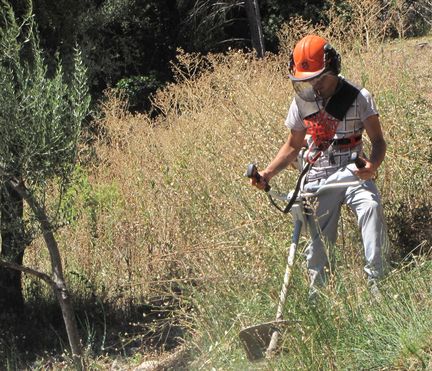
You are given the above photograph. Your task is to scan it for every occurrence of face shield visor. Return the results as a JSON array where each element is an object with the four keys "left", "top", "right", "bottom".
[
  {"left": 291, "top": 79, "right": 318, "bottom": 102},
  {"left": 289, "top": 71, "right": 333, "bottom": 102}
]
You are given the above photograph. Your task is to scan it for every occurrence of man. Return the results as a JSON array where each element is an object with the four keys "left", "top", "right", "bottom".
[{"left": 251, "top": 34, "right": 388, "bottom": 297}]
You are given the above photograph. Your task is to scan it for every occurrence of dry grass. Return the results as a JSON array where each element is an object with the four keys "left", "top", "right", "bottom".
[
  {"left": 25, "top": 35, "right": 429, "bottom": 304},
  {"left": 18, "top": 0, "right": 432, "bottom": 367}
]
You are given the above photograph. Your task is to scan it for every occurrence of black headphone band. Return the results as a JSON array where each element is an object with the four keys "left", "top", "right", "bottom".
[{"left": 323, "top": 43, "right": 341, "bottom": 75}]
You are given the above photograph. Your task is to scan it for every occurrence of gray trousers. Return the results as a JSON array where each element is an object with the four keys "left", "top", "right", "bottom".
[{"left": 303, "top": 165, "right": 389, "bottom": 288}]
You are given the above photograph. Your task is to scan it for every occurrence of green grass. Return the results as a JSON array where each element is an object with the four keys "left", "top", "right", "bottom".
[{"left": 186, "top": 258, "right": 432, "bottom": 370}]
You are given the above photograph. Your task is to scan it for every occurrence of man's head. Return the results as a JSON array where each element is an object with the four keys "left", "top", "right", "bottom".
[{"left": 289, "top": 35, "right": 341, "bottom": 101}]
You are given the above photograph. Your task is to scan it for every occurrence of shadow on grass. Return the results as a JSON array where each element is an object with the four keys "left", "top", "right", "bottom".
[
  {"left": 0, "top": 292, "right": 186, "bottom": 369},
  {"left": 387, "top": 202, "right": 432, "bottom": 262}
]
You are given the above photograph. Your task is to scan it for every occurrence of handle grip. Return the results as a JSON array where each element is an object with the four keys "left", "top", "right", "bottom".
[
  {"left": 246, "top": 164, "right": 271, "bottom": 192},
  {"left": 350, "top": 152, "right": 366, "bottom": 169}
]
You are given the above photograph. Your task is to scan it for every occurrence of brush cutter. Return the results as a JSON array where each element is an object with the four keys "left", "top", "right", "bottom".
[{"left": 240, "top": 158, "right": 364, "bottom": 362}]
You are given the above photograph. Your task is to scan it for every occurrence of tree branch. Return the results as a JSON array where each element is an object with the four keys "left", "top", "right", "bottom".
[{"left": 0, "top": 259, "right": 55, "bottom": 288}]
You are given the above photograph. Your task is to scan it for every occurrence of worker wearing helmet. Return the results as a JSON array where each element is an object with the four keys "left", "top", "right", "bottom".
[{"left": 252, "top": 35, "right": 389, "bottom": 298}]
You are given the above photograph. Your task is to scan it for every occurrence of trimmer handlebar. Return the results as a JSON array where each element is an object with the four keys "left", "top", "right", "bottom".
[
  {"left": 350, "top": 152, "right": 366, "bottom": 169},
  {"left": 269, "top": 180, "right": 364, "bottom": 202},
  {"left": 246, "top": 155, "right": 365, "bottom": 213},
  {"left": 247, "top": 152, "right": 365, "bottom": 196},
  {"left": 246, "top": 163, "right": 271, "bottom": 192}
]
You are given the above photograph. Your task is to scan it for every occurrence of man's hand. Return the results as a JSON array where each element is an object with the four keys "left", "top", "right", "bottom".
[
  {"left": 250, "top": 171, "right": 271, "bottom": 191},
  {"left": 354, "top": 158, "right": 377, "bottom": 180}
]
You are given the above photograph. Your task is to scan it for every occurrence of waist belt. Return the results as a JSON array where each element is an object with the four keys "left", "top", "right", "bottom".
[{"left": 333, "top": 135, "right": 362, "bottom": 148}]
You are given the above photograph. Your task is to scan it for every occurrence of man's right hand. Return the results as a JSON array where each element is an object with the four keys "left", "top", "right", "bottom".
[{"left": 250, "top": 171, "right": 271, "bottom": 191}]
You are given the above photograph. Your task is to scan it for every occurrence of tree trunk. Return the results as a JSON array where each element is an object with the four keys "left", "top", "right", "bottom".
[
  {"left": 244, "top": 0, "right": 265, "bottom": 58},
  {"left": 0, "top": 181, "right": 25, "bottom": 312},
  {"left": 6, "top": 178, "right": 84, "bottom": 370}
]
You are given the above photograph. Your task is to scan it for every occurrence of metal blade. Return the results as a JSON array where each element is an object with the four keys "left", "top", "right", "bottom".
[{"left": 239, "top": 320, "right": 296, "bottom": 362}]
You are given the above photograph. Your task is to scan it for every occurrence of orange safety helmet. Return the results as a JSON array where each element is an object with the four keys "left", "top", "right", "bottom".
[{"left": 289, "top": 35, "right": 341, "bottom": 81}]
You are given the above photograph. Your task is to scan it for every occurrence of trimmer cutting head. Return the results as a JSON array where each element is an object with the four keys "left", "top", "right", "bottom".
[{"left": 239, "top": 320, "right": 296, "bottom": 361}]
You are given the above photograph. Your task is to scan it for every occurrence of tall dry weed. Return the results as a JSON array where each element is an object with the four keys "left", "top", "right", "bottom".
[{"left": 23, "top": 1, "right": 431, "bottom": 352}]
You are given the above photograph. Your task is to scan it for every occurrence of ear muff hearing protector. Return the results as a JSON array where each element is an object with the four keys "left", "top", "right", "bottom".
[{"left": 323, "top": 44, "right": 341, "bottom": 75}]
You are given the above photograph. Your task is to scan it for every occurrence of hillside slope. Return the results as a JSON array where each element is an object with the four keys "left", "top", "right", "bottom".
[{"left": 20, "top": 35, "right": 432, "bottom": 369}]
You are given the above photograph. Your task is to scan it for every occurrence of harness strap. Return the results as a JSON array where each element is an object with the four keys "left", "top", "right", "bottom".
[
  {"left": 275, "top": 152, "right": 321, "bottom": 214},
  {"left": 332, "top": 134, "right": 362, "bottom": 149}
]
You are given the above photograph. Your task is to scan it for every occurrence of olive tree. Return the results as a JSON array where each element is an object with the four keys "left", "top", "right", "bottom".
[{"left": 0, "top": 2, "right": 90, "bottom": 367}]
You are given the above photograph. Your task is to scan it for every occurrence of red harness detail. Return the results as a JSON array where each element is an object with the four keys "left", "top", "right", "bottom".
[
  {"left": 303, "top": 109, "right": 339, "bottom": 164},
  {"left": 303, "top": 109, "right": 362, "bottom": 165},
  {"left": 304, "top": 110, "right": 339, "bottom": 151}
]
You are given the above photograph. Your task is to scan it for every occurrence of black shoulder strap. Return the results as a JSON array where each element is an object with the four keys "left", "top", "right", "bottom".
[
  {"left": 294, "top": 79, "right": 360, "bottom": 121},
  {"left": 325, "top": 80, "right": 360, "bottom": 120}
]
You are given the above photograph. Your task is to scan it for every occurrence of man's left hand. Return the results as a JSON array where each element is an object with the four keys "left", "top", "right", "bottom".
[{"left": 354, "top": 158, "right": 377, "bottom": 180}]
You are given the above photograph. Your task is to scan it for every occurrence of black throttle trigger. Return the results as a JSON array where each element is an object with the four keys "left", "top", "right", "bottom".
[
  {"left": 246, "top": 164, "right": 270, "bottom": 192},
  {"left": 350, "top": 152, "right": 366, "bottom": 169}
]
